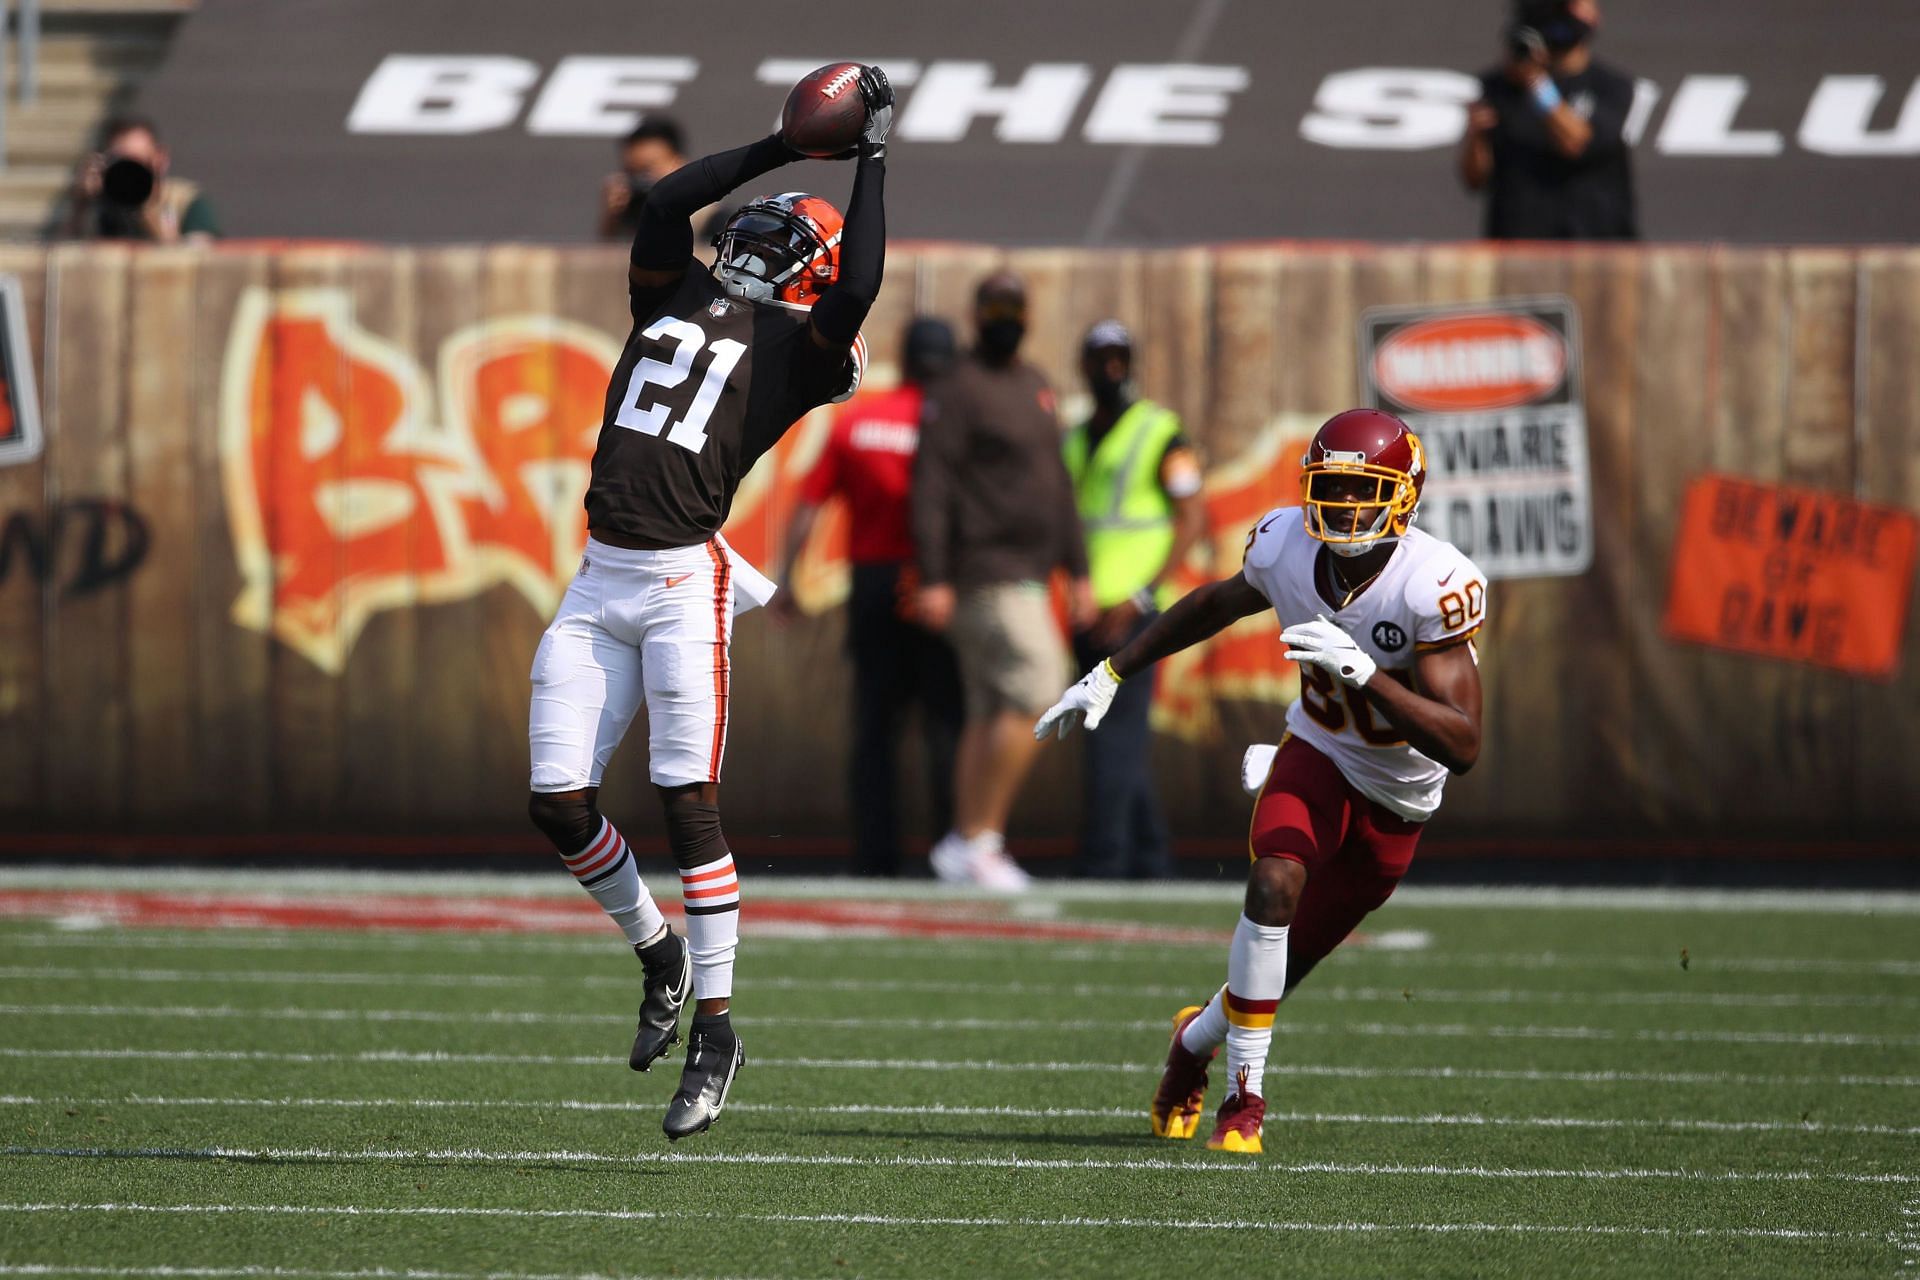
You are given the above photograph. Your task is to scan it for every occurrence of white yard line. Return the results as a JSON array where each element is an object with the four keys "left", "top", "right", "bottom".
[
  {"left": 5, "top": 1143, "right": 1914, "bottom": 1186},
  {"left": 2, "top": 1094, "right": 1915, "bottom": 1137},
  {"left": 6, "top": 965, "right": 1915, "bottom": 1011},
  {"left": 4, "top": 928, "right": 1915, "bottom": 978},
  {"left": 3, "top": 1002, "right": 1914, "bottom": 1048},
  {"left": 0, "top": 1201, "right": 1876, "bottom": 1241},
  {"left": 2, "top": 866, "right": 1916, "bottom": 914},
  {"left": 3, "top": 1045, "right": 1917, "bottom": 1088}
]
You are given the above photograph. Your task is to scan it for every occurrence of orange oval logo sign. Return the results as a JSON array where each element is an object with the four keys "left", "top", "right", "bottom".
[{"left": 1373, "top": 313, "right": 1566, "bottom": 412}]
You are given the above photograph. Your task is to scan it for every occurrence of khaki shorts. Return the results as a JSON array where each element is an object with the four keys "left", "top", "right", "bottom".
[{"left": 950, "top": 582, "right": 1070, "bottom": 720}]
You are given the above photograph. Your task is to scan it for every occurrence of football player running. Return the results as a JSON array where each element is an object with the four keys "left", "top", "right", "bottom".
[
  {"left": 526, "top": 67, "right": 893, "bottom": 1141},
  {"left": 1035, "top": 409, "right": 1487, "bottom": 1154}
]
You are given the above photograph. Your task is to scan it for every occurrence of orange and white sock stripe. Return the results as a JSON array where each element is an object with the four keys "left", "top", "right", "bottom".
[
  {"left": 1222, "top": 988, "right": 1279, "bottom": 1030},
  {"left": 560, "top": 818, "right": 631, "bottom": 887},
  {"left": 679, "top": 854, "right": 739, "bottom": 916}
]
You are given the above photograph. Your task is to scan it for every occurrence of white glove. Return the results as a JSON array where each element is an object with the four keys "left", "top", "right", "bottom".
[
  {"left": 1241, "top": 743, "right": 1278, "bottom": 796},
  {"left": 1281, "top": 613, "right": 1376, "bottom": 688},
  {"left": 1034, "top": 661, "right": 1122, "bottom": 740}
]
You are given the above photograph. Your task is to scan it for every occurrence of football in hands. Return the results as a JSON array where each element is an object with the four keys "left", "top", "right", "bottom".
[{"left": 781, "top": 62, "right": 870, "bottom": 158}]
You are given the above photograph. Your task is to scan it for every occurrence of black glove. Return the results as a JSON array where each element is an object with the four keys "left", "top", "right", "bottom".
[{"left": 857, "top": 65, "right": 893, "bottom": 160}]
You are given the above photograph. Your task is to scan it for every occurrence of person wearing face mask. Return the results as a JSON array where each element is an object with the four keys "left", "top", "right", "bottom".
[
  {"left": 911, "top": 272, "right": 1096, "bottom": 891},
  {"left": 772, "top": 316, "right": 965, "bottom": 878},
  {"left": 1061, "top": 321, "right": 1208, "bottom": 879},
  {"left": 1459, "top": 0, "right": 1639, "bottom": 240}
]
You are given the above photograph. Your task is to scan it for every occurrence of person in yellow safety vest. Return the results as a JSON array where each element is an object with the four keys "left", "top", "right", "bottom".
[{"left": 1062, "top": 320, "right": 1209, "bottom": 878}]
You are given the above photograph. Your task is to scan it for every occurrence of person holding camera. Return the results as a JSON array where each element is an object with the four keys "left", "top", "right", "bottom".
[
  {"left": 1459, "top": 0, "right": 1638, "bottom": 241},
  {"left": 597, "top": 118, "right": 689, "bottom": 240},
  {"left": 64, "top": 117, "right": 219, "bottom": 243}
]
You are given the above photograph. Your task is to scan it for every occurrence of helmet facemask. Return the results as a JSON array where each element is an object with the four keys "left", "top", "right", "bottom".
[{"left": 1300, "top": 454, "right": 1419, "bottom": 557}]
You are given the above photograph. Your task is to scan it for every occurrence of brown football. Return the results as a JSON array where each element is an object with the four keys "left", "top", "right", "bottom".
[{"left": 781, "top": 62, "right": 868, "bottom": 158}]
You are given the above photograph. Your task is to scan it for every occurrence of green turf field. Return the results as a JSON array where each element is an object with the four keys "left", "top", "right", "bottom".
[{"left": 1, "top": 872, "right": 1917, "bottom": 1279}]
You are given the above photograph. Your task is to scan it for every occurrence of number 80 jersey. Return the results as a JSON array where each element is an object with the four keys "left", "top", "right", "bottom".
[
  {"left": 1242, "top": 506, "right": 1487, "bottom": 822},
  {"left": 587, "top": 266, "right": 865, "bottom": 548}
]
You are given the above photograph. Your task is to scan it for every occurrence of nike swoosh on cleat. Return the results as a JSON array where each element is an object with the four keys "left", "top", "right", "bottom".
[{"left": 664, "top": 573, "right": 695, "bottom": 588}]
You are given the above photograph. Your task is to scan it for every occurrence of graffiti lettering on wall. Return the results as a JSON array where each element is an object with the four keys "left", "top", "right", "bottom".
[
  {"left": 220, "top": 287, "right": 1323, "bottom": 736},
  {"left": 0, "top": 500, "right": 150, "bottom": 596},
  {"left": 220, "top": 288, "right": 834, "bottom": 674}
]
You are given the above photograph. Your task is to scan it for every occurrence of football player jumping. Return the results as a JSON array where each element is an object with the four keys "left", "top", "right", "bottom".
[
  {"left": 526, "top": 67, "right": 893, "bottom": 1140},
  {"left": 1035, "top": 408, "right": 1487, "bottom": 1154}
]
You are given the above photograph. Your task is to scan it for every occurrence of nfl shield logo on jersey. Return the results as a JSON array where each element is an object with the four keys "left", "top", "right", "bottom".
[{"left": 707, "top": 297, "right": 733, "bottom": 319}]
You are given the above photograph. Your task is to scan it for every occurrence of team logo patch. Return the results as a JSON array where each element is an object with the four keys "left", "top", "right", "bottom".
[{"left": 1372, "top": 621, "right": 1407, "bottom": 651}]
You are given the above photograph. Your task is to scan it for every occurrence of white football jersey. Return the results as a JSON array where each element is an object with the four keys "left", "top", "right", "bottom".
[{"left": 1241, "top": 507, "right": 1486, "bottom": 822}]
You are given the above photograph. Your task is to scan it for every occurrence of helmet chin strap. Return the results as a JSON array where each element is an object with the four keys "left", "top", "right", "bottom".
[{"left": 1330, "top": 535, "right": 1395, "bottom": 558}]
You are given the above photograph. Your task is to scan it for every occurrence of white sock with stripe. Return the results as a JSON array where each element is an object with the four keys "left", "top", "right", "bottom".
[
  {"left": 1179, "top": 985, "right": 1230, "bottom": 1056},
  {"left": 559, "top": 818, "right": 665, "bottom": 946},
  {"left": 1221, "top": 915, "right": 1288, "bottom": 1099},
  {"left": 679, "top": 854, "right": 740, "bottom": 1000}
]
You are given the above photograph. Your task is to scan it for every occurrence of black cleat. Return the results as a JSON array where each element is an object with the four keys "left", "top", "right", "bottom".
[
  {"left": 662, "top": 1017, "right": 745, "bottom": 1141},
  {"left": 629, "top": 929, "right": 690, "bottom": 1072}
]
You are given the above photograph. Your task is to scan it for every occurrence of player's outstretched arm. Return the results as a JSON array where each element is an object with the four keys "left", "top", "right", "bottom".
[
  {"left": 1036, "top": 572, "right": 1268, "bottom": 740},
  {"left": 809, "top": 66, "right": 892, "bottom": 351},
  {"left": 628, "top": 133, "right": 799, "bottom": 290},
  {"left": 1112, "top": 572, "right": 1266, "bottom": 678}
]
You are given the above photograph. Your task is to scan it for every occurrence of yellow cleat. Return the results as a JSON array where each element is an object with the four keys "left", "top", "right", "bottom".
[
  {"left": 1149, "top": 1005, "right": 1214, "bottom": 1139},
  {"left": 1205, "top": 1084, "right": 1266, "bottom": 1154},
  {"left": 1205, "top": 1125, "right": 1264, "bottom": 1154}
]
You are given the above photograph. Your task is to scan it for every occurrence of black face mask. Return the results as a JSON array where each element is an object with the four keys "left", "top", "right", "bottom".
[
  {"left": 1543, "top": 16, "right": 1592, "bottom": 50},
  {"left": 1088, "top": 369, "right": 1132, "bottom": 409},
  {"left": 978, "top": 318, "right": 1025, "bottom": 362}
]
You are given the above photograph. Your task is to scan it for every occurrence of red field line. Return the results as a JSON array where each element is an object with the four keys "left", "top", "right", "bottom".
[{"left": 0, "top": 889, "right": 1230, "bottom": 946}]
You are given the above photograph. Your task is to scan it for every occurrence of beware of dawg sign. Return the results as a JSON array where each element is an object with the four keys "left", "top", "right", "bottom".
[
  {"left": 0, "top": 275, "right": 42, "bottom": 468},
  {"left": 1359, "top": 296, "right": 1591, "bottom": 580}
]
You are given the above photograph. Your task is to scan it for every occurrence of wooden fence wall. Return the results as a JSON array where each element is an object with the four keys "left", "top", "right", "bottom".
[{"left": 0, "top": 242, "right": 1915, "bottom": 851}]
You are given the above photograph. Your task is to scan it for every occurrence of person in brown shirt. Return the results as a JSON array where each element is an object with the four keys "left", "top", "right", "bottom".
[{"left": 913, "top": 271, "right": 1094, "bottom": 890}]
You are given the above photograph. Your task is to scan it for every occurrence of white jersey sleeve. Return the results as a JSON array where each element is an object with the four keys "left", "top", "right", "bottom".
[
  {"left": 1406, "top": 543, "right": 1489, "bottom": 651},
  {"left": 1239, "top": 506, "right": 1297, "bottom": 604}
]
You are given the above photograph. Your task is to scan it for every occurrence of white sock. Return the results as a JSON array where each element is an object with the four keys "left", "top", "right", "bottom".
[
  {"left": 679, "top": 853, "right": 740, "bottom": 1001},
  {"left": 559, "top": 818, "right": 665, "bottom": 946},
  {"left": 1179, "top": 985, "right": 1230, "bottom": 1056},
  {"left": 1222, "top": 914, "right": 1289, "bottom": 1099}
]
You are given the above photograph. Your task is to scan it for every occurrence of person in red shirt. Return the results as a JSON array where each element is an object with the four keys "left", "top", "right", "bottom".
[{"left": 774, "top": 317, "right": 963, "bottom": 876}]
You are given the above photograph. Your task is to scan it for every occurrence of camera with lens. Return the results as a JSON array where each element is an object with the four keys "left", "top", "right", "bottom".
[
  {"left": 100, "top": 155, "right": 157, "bottom": 208},
  {"left": 1505, "top": 22, "right": 1548, "bottom": 62}
]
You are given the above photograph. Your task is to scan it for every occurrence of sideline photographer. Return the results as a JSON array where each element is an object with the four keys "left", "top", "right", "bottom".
[
  {"left": 595, "top": 117, "right": 688, "bottom": 240},
  {"left": 1459, "top": 0, "right": 1638, "bottom": 240},
  {"left": 63, "top": 116, "right": 219, "bottom": 243},
  {"left": 595, "top": 116, "right": 730, "bottom": 252}
]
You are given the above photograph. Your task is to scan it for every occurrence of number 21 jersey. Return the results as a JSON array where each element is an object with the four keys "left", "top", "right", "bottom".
[
  {"left": 1242, "top": 507, "right": 1487, "bottom": 822},
  {"left": 586, "top": 266, "right": 864, "bottom": 548}
]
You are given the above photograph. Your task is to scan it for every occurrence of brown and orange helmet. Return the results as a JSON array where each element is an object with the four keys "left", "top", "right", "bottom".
[
  {"left": 1298, "top": 408, "right": 1427, "bottom": 554},
  {"left": 712, "top": 192, "right": 844, "bottom": 310}
]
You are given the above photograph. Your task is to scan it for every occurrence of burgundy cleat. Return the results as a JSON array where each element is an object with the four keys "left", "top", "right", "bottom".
[{"left": 1150, "top": 1004, "right": 1216, "bottom": 1139}]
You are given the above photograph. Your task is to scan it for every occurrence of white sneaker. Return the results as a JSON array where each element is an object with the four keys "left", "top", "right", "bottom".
[
  {"left": 929, "top": 832, "right": 972, "bottom": 883},
  {"left": 969, "top": 834, "right": 1032, "bottom": 894}
]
